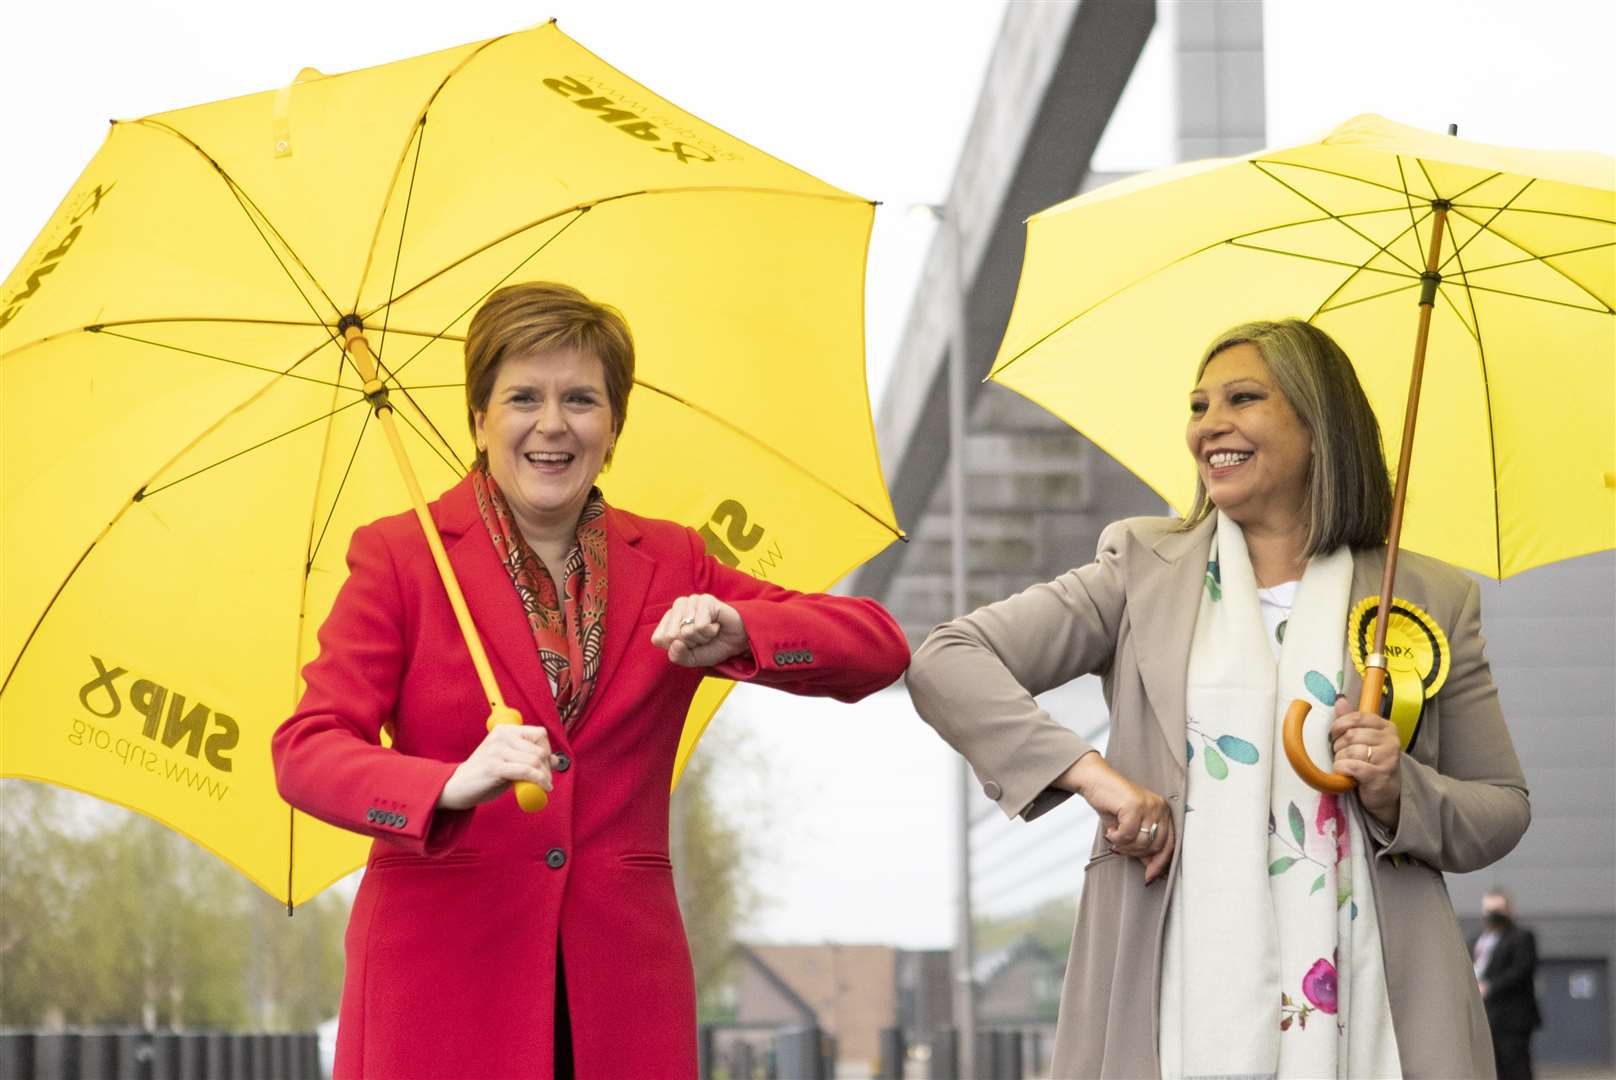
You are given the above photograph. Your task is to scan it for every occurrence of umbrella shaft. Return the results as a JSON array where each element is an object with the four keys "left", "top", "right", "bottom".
[
  {"left": 342, "top": 328, "right": 506, "bottom": 715},
  {"left": 1370, "top": 203, "right": 1450, "bottom": 685}
]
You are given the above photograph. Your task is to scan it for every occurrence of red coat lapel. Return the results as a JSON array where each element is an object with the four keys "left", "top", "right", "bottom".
[{"left": 571, "top": 507, "right": 656, "bottom": 738}]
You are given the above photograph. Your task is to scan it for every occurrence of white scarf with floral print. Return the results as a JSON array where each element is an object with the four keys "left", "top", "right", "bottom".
[{"left": 1158, "top": 513, "right": 1401, "bottom": 1079}]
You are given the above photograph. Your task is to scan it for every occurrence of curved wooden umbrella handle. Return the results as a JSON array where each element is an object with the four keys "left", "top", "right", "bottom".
[
  {"left": 1282, "top": 700, "right": 1355, "bottom": 793},
  {"left": 1285, "top": 667, "right": 1389, "bottom": 793}
]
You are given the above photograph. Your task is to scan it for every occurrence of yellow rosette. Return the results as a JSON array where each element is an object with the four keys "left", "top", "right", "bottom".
[{"left": 1348, "top": 596, "right": 1450, "bottom": 753}]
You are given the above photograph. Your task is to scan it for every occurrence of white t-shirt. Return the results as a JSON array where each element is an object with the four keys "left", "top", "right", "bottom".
[{"left": 1257, "top": 580, "right": 1299, "bottom": 661}]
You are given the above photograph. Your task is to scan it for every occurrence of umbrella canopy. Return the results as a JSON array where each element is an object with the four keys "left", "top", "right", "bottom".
[
  {"left": 0, "top": 22, "right": 900, "bottom": 906},
  {"left": 991, "top": 114, "right": 1613, "bottom": 581}
]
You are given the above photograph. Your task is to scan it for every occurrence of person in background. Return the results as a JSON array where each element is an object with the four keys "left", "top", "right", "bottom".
[{"left": 1473, "top": 888, "right": 1542, "bottom": 1080}]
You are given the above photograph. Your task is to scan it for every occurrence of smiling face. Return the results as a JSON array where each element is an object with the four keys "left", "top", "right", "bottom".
[
  {"left": 473, "top": 346, "right": 616, "bottom": 542},
  {"left": 1185, "top": 341, "right": 1314, "bottom": 534}
]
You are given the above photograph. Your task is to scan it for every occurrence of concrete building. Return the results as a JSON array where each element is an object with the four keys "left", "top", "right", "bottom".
[{"left": 854, "top": 0, "right": 1615, "bottom": 1069}]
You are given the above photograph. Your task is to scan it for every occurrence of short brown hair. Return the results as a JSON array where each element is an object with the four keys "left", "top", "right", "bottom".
[
  {"left": 1182, "top": 319, "right": 1392, "bottom": 554},
  {"left": 464, "top": 282, "right": 635, "bottom": 465}
]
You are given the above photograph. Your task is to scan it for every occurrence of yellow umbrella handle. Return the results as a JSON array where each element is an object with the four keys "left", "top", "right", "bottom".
[
  {"left": 486, "top": 706, "right": 550, "bottom": 812},
  {"left": 343, "top": 325, "right": 547, "bottom": 813}
]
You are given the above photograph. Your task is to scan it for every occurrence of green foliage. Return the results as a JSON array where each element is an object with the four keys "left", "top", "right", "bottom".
[
  {"left": 0, "top": 780, "right": 347, "bottom": 1029},
  {"left": 670, "top": 728, "right": 764, "bottom": 1024},
  {"left": 974, "top": 895, "right": 1078, "bottom": 963}
]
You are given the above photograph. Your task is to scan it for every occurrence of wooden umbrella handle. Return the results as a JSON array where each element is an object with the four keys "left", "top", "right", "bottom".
[
  {"left": 1282, "top": 700, "right": 1355, "bottom": 793},
  {"left": 1283, "top": 667, "right": 1388, "bottom": 793}
]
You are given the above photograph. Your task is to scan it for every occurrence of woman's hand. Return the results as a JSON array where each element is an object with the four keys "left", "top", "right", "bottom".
[
  {"left": 1329, "top": 695, "right": 1402, "bottom": 829},
  {"left": 1058, "top": 751, "right": 1176, "bottom": 885},
  {"left": 436, "top": 723, "right": 554, "bottom": 810},
  {"left": 651, "top": 594, "right": 751, "bottom": 668}
]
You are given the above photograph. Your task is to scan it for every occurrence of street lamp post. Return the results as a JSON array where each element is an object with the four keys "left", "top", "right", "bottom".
[{"left": 924, "top": 201, "right": 978, "bottom": 1076}]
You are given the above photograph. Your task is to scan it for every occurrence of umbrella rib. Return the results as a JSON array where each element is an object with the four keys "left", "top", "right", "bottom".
[
  {"left": 1440, "top": 279, "right": 1610, "bottom": 314},
  {"left": 1, "top": 317, "right": 342, "bottom": 363},
  {"left": 1249, "top": 162, "right": 1424, "bottom": 277},
  {"left": 353, "top": 33, "right": 512, "bottom": 319},
  {"left": 1443, "top": 235, "right": 1504, "bottom": 579},
  {"left": 1437, "top": 178, "right": 1535, "bottom": 274},
  {"left": 990, "top": 234, "right": 1243, "bottom": 379},
  {"left": 306, "top": 407, "right": 374, "bottom": 573},
  {"left": 1433, "top": 166, "right": 1508, "bottom": 207},
  {"left": 1306, "top": 206, "right": 1433, "bottom": 321},
  {"left": 1432, "top": 283, "right": 1482, "bottom": 345},
  {"left": 633, "top": 377, "right": 901, "bottom": 541},
  {"left": 288, "top": 350, "right": 368, "bottom": 911},
  {"left": 1447, "top": 205, "right": 1615, "bottom": 315},
  {"left": 129, "top": 120, "right": 345, "bottom": 335},
  {"left": 1, "top": 540, "right": 103, "bottom": 695},
  {"left": 1314, "top": 280, "right": 1422, "bottom": 317},
  {"left": 372, "top": 349, "right": 464, "bottom": 470},
  {"left": 1451, "top": 240, "right": 1616, "bottom": 276},
  {"left": 1450, "top": 205, "right": 1615, "bottom": 227},
  {"left": 0, "top": 397, "right": 362, "bottom": 693},
  {"left": 389, "top": 401, "right": 468, "bottom": 484},
  {"left": 373, "top": 118, "right": 429, "bottom": 364},
  {"left": 93, "top": 328, "right": 354, "bottom": 390},
  {"left": 1225, "top": 241, "right": 1419, "bottom": 277},
  {"left": 382, "top": 208, "right": 592, "bottom": 383},
  {"left": 136, "top": 398, "right": 370, "bottom": 502},
  {"left": 1396, "top": 156, "right": 1425, "bottom": 251},
  {"left": 363, "top": 185, "right": 871, "bottom": 342},
  {"left": 1251, "top": 158, "right": 1420, "bottom": 200},
  {"left": 1222, "top": 205, "right": 1433, "bottom": 246},
  {"left": 216, "top": 176, "right": 345, "bottom": 343}
]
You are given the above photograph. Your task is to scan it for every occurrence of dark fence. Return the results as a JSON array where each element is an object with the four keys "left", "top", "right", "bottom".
[
  {"left": 697, "top": 1023, "right": 1038, "bottom": 1079},
  {"left": 0, "top": 1030, "right": 320, "bottom": 1080}
]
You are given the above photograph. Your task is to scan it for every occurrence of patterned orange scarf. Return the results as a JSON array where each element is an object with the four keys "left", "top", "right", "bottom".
[{"left": 471, "top": 467, "right": 608, "bottom": 731}]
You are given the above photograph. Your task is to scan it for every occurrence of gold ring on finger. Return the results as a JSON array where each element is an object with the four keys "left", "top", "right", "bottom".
[{"left": 1365, "top": 745, "right": 1373, "bottom": 763}]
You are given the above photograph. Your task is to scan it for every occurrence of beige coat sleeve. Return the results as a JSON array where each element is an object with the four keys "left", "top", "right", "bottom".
[
  {"left": 1375, "top": 577, "right": 1531, "bottom": 872},
  {"left": 906, "top": 521, "right": 1130, "bottom": 821}
]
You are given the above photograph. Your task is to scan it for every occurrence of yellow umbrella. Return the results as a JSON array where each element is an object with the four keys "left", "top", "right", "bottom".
[
  {"left": 0, "top": 22, "right": 901, "bottom": 906},
  {"left": 988, "top": 114, "right": 1613, "bottom": 789}
]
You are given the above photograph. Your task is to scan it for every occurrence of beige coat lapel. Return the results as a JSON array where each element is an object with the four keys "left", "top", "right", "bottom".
[{"left": 1125, "top": 516, "right": 1215, "bottom": 762}]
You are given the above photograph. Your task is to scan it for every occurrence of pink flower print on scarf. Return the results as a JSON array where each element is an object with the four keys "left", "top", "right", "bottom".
[
  {"left": 1302, "top": 956, "right": 1339, "bottom": 1014},
  {"left": 1316, "top": 793, "right": 1350, "bottom": 865}
]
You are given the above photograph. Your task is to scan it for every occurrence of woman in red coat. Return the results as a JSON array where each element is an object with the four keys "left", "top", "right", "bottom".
[{"left": 272, "top": 282, "right": 909, "bottom": 1079}]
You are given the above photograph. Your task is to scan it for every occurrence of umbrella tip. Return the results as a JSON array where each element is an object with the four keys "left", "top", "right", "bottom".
[{"left": 1447, "top": 123, "right": 1459, "bottom": 136}]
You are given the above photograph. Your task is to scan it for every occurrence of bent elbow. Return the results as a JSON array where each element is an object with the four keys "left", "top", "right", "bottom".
[
  {"left": 1450, "top": 785, "right": 1532, "bottom": 874},
  {"left": 1492, "top": 785, "right": 1532, "bottom": 862}
]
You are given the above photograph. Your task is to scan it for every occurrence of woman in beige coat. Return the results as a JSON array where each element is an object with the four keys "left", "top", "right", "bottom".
[{"left": 907, "top": 319, "right": 1529, "bottom": 1079}]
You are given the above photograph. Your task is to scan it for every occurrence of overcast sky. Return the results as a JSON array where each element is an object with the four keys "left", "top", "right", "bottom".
[{"left": 4, "top": 0, "right": 1611, "bottom": 949}]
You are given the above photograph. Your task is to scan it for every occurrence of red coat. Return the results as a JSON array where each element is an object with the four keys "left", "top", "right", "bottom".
[{"left": 272, "top": 476, "right": 908, "bottom": 1079}]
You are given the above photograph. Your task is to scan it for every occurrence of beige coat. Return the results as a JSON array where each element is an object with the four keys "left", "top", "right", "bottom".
[{"left": 907, "top": 515, "right": 1530, "bottom": 1079}]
